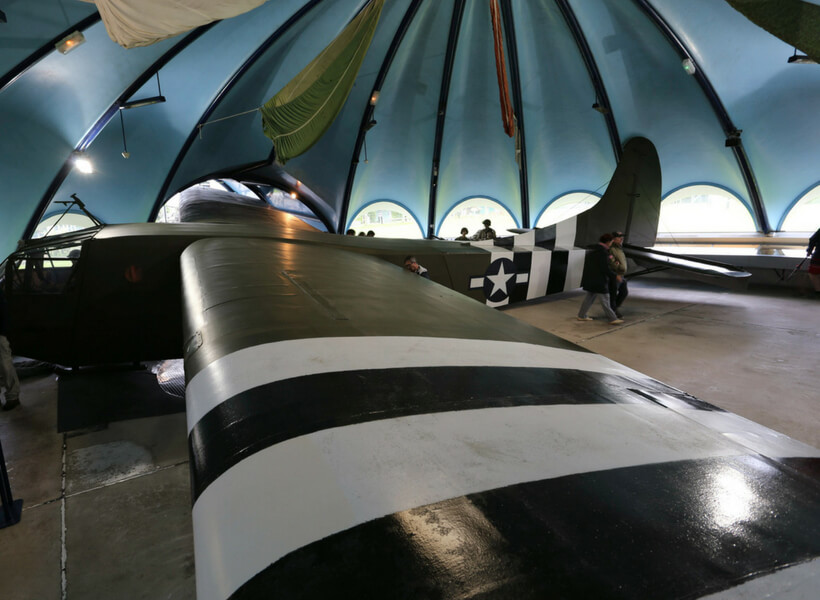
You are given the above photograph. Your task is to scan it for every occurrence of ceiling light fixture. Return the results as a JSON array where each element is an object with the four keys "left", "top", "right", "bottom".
[
  {"left": 120, "top": 96, "right": 166, "bottom": 110},
  {"left": 55, "top": 31, "right": 86, "bottom": 54},
  {"left": 72, "top": 151, "right": 94, "bottom": 174},
  {"left": 682, "top": 57, "right": 697, "bottom": 75},
  {"left": 725, "top": 129, "right": 742, "bottom": 148},
  {"left": 787, "top": 49, "right": 815, "bottom": 64},
  {"left": 592, "top": 102, "right": 609, "bottom": 115},
  {"left": 120, "top": 73, "right": 167, "bottom": 110},
  {"left": 370, "top": 90, "right": 380, "bottom": 105}
]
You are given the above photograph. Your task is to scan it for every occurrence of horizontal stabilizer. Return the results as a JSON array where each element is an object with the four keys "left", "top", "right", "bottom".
[{"left": 624, "top": 244, "right": 751, "bottom": 278}]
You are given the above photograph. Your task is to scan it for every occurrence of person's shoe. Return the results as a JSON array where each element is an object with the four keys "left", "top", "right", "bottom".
[
  {"left": 609, "top": 319, "right": 624, "bottom": 325},
  {"left": 577, "top": 316, "right": 593, "bottom": 321},
  {"left": 615, "top": 311, "right": 623, "bottom": 319},
  {"left": 2, "top": 397, "right": 20, "bottom": 411}
]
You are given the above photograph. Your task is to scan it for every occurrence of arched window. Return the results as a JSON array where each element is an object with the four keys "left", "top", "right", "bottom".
[
  {"left": 781, "top": 185, "right": 820, "bottom": 232},
  {"left": 33, "top": 213, "right": 97, "bottom": 238},
  {"left": 438, "top": 197, "right": 517, "bottom": 240},
  {"left": 535, "top": 192, "right": 601, "bottom": 228},
  {"left": 349, "top": 201, "right": 423, "bottom": 239},
  {"left": 659, "top": 185, "right": 755, "bottom": 233}
]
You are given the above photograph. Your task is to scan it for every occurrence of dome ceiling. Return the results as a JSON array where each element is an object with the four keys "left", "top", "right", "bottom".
[{"left": 1, "top": 0, "right": 819, "bottom": 258}]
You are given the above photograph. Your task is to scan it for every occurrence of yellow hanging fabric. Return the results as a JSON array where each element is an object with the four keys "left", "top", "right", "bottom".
[{"left": 261, "top": 0, "right": 386, "bottom": 163}]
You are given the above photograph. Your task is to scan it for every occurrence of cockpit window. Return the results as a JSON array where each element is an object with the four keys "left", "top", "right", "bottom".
[{"left": 9, "top": 243, "right": 82, "bottom": 294}]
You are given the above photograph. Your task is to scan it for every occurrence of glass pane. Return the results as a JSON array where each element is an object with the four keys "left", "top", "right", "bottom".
[
  {"left": 781, "top": 185, "right": 820, "bottom": 232},
  {"left": 535, "top": 193, "right": 601, "bottom": 228},
  {"left": 33, "top": 213, "right": 97, "bottom": 238},
  {"left": 438, "top": 197, "right": 517, "bottom": 240},
  {"left": 349, "top": 202, "right": 423, "bottom": 239},
  {"left": 659, "top": 185, "right": 755, "bottom": 233}
]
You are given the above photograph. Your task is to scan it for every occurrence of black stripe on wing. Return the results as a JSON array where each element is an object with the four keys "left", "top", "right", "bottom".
[
  {"left": 189, "top": 366, "right": 705, "bottom": 501},
  {"left": 230, "top": 456, "right": 820, "bottom": 600}
]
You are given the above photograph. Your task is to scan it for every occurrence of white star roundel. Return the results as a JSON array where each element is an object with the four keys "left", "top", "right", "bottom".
[{"left": 483, "top": 258, "right": 518, "bottom": 302}]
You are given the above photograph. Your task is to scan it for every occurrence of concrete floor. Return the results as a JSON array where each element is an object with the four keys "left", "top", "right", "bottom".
[{"left": 0, "top": 279, "right": 817, "bottom": 599}]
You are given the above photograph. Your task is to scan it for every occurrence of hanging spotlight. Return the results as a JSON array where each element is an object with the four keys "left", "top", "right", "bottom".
[
  {"left": 55, "top": 31, "right": 86, "bottom": 54},
  {"left": 682, "top": 58, "right": 697, "bottom": 75},
  {"left": 120, "top": 96, "right": 166, "bottom": 110},
  {"left": 72, "top": 151, "right": 94, "bottom": 174},
  {"left": 120, "top": 73, "right": 167, "bottom": 109},
  {"left": 289, "top": 191, "right": 298, "bottom": 199},
  {"left": 364, "top": 119, "right": 378, "bottom": 131},
  {"left": 787, "top": 49, "right": 815, "bottom": 64}
]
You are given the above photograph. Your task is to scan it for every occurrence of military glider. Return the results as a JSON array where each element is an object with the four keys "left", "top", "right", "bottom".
[{"left": 2, "top": 137, "right": 817, "bottom": 599}]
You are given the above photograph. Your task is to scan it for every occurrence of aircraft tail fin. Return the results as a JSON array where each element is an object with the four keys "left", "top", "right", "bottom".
[{"left": 574, "top": 137, "right": 661, "bottom": 247}]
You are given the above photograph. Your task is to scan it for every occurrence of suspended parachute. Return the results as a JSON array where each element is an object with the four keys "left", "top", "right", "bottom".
[
  {"left": 82, "top": 0, "right": 267, "bottom": 48},
  {"left": 261, "top": 0, "right": 385, "bottom": 164}
]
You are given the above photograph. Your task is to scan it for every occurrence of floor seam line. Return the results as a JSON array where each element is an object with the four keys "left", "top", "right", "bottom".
[
  {"left": 60, "top": 433, "right": 67, "bottom": 600},
  {"left": 64, "top": 459, "right": 190, "bottom": 500}
]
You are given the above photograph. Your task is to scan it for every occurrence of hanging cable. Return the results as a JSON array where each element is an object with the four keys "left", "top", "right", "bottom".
[{"left": 119, "top": 111, "right": 129, "bottom": 158}]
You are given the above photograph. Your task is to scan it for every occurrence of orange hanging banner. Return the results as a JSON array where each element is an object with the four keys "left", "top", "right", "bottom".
[{"left": 490, "top": 0, "right": 515, "bottom": 137}]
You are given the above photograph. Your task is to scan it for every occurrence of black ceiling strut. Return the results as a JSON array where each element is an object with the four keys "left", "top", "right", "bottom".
[
  {"left": 499, "top": 0, "right": 530, "bottom": 229},
  {"left": 428, "top": 0, "right": 467, "bottom": 239},
  {"left": 339, "top": 0, "right": 425, "bottom": 234}
]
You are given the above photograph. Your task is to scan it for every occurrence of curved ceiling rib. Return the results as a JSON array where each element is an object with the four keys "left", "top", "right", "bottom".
[
  {"left": 554, "top": 0, "right": 622, "bottom": 164},
  {"left": 500, "top": 0, "right": 529, "bottom": 229},
  {"left": 632, "top": 0, "right": 770, "bottom": 233},
  {"left": 155, "top": 0, "right": 325, "bottom": 218},
  {"left": 25, "top": 25, "right": 217, "bottom": 240},
  {"left": 340, "top": 0, "right": 425, "bottom": 233},
  {"left": 0, "top": 13, "right": 101, "bottom": 93},
  {"left": 428, "top": 0, "right": 467, "bottom": 239}
]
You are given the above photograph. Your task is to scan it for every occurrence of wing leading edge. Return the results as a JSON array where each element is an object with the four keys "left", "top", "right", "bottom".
[{"left": 181, "top": 237, "right": 820, "bottom": 600}]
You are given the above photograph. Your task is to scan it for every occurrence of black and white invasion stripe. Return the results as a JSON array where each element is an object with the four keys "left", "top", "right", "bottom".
[{"left": 185, "top": 335, "right": 820, "bottom": 600}]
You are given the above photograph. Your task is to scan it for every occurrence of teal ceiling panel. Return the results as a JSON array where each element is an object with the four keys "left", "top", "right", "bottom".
[
  {"left": 514, "top": 0, "right": 616, "bottom": 220},
  {"left": 282, "top": 0, "right": 414, "bottom": 230},
  {"left": 436, "top": 0, "right": 521, "bottom": 229},
  {"left": 569, "top": 0, "right": 749, "bottom": 207},
  {"left": 45, "top": 2, "right": 308, "bottom": 227},
  {"left": 0, "top": 21, "right": 174, "bottom": 258},
  {"left": 0, "top": 0, "right": 99, "bottom": 83},
  {"left": 165, "top": 0, "right": 355, "bottom": 205},
  {"left": 347, "top": 0, "right": 453, "bottom": 229},
  {"left": 650, "top": 0, "right": 820, "bottom": 229}
]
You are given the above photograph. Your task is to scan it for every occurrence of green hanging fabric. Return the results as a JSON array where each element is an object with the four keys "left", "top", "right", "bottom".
[
  {"left": 725, "top": 0, "right": 820, "bottom": 63},
  {"left": 261, "top": 0, "right": 385, "bottom": 163}
]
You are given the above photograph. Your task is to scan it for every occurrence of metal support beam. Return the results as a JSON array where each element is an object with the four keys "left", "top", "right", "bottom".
[
  {"left": 554, "top": 0, "right": 622, "bottom": 163},
  {"left": 340, "top": 0, "right": 425, "bottom": 234},
  {"left": 499, "top": 0, "right": 530, "bottom": 229},
  {"left": 428, "top": 0, "right": 467, "bottom": 239}
]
